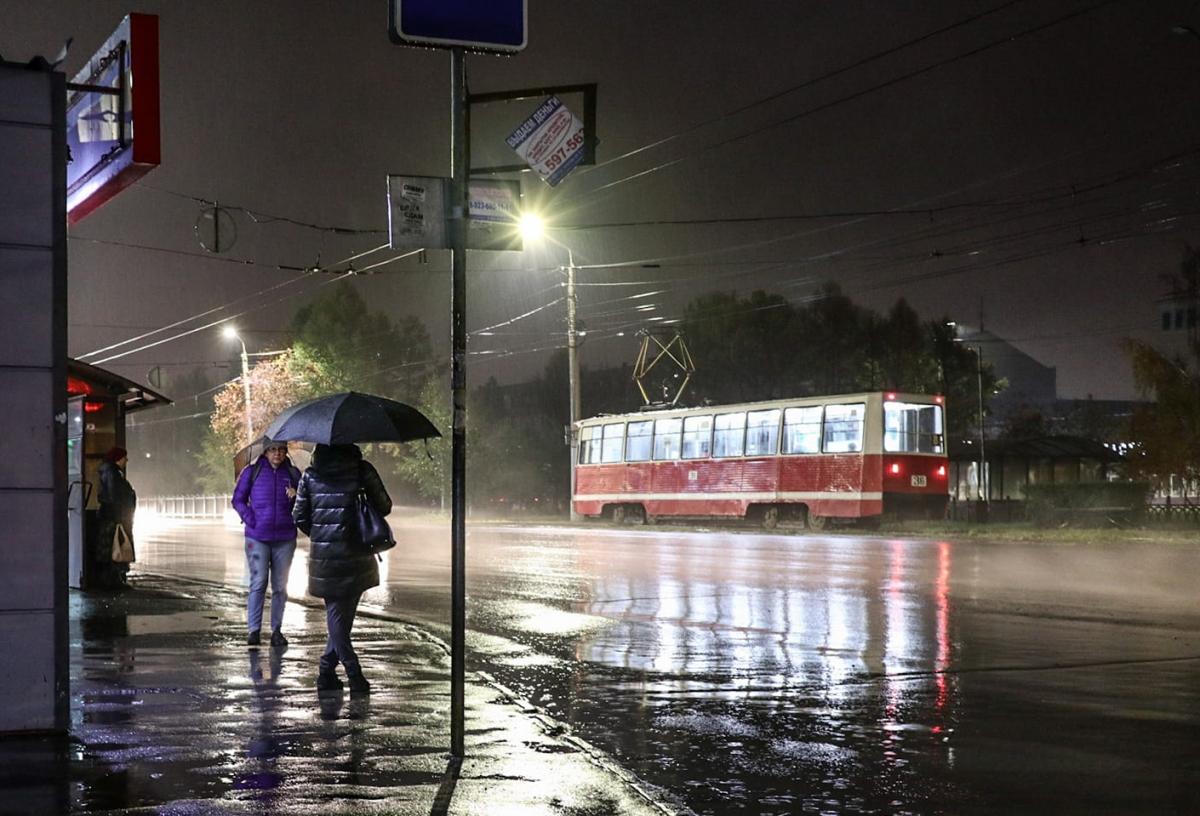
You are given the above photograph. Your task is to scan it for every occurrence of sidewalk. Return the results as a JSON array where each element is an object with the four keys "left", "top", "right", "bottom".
[{"left": 2, "top": 573, "right": 687, "bottom": 816}]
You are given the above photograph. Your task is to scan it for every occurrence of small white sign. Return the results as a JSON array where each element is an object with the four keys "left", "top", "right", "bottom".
[
  {"left": 506, "top": 96, "right": 585, "bottom": 187},
  {"left": 387, "top": 176, "right": 523, "bottom": 251},
  {"left": 387, "top": 175, "right": 446, "bottom": 249}
]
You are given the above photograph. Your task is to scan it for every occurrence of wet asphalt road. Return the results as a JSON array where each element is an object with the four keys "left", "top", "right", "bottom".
[{"left": 137, "top": 515, "right": 1200, "bottom": 814}]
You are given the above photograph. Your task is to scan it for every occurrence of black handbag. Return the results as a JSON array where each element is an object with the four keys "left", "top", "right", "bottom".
[{"left": 355, "top": 488, "right": 395, "bottom": 555}]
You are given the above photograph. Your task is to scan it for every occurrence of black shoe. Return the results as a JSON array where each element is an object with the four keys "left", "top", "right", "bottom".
[
  {"left": 317, "top": 672, "right": 343, "bottom": 692},
  {"left": 247, "top": 630, "right": 261, "bottom": 647},
  {"left": 347, "top": 672, "right": 370, "bottom": 694},
  {"left": 270, "top": 630, "right": 287, "bottom": 649}
]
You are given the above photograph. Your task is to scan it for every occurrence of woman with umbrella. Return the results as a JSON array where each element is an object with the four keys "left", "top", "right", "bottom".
[
  {"left": 269, "top": 392, "right": 438, "bottom": 694},
  {"left": 292, "top": 442, "right": 392, "bottom": 694}
]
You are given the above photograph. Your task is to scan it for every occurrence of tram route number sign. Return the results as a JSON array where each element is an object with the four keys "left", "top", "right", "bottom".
[{"left": 506, "top": 96, "right": 586, "bottom": 187}]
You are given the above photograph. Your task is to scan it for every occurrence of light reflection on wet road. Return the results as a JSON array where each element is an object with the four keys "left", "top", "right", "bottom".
[{"left": 138, "top": 517, "right": 1200, "bottom": 814}]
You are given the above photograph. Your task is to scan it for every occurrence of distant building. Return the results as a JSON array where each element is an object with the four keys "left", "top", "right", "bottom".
[
  {"left": 957, "top": 327, "right": 1056, "bottom": 433},
  {"left": 1157, "top": 289, "right": 1199, "bottom": 362}
]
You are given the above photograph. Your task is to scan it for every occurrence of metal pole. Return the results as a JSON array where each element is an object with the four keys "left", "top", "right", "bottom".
[
  {"left": 976, "top": 346, "right": 987, "bottom": 505},
  {"left": 239, "top": 342, "right": 253, "bottom": 445},
  {"left": 566, "top": 249, "right": 580, "bottom": 521},
  {"left": 448, "top": 47, "right": 468, "bottom": 759}
]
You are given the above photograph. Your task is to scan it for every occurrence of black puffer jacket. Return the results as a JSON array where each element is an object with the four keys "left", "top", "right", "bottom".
[{"left": 293, "top": 444, "right": 392, "bottom": 599}]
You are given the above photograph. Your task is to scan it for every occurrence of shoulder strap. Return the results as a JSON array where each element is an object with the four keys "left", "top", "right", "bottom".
[{"left": 247, "top": 462, "right": 262, "bottom": 491}]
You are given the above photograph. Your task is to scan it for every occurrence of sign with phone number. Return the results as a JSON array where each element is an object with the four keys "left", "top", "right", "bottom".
[{"left": 506, "top": 95, "right": 585, "bottom": 187}]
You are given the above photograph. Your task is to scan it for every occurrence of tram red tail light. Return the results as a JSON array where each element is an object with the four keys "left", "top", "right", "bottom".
[
  {"left": 937, "top": 465, "right": 946, "bottom": 477},
  {"left": 890, "top": 463, "right": 901, "bottom": 475}
]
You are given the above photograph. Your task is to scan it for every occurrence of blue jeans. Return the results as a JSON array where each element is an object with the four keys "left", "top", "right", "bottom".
[{"left": 245, "top": 537, "right": 296, "bottom": 633}]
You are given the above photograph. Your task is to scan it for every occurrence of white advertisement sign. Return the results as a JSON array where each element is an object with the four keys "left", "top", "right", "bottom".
[
  {"left": 388, "top": 176, "right": 523, "bottom": 251},
  {"left": 387, "top": 175, "right": 446, "bottom": 250},
  {"left": 506, "top": 96, "right": 585, "bottom": 187}
]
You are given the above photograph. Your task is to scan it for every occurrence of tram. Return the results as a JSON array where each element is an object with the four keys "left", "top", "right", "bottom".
[{"left": 572, "top": 391, "right": 949, "bottom": 528}]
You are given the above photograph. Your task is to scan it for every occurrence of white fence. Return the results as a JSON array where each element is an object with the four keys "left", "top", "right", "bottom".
[{"left": 138, "top": 495, "right": 229, "bottom": 519}]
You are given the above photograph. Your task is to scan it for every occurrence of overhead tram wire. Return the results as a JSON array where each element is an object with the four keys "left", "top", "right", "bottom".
[
  {"left": 533, "top": 141, "right": 1200, "bottom": 310},
  {"left": 572, "top": 0, "right": 1115, "bottom": 199},
  {"left": 87, "top": 245, "right": 421, "bottom": 365},
  {"left": 565, "top": 0, "right": 1036, "bottom": 187}
]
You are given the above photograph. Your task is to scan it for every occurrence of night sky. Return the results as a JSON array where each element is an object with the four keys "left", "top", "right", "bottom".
[{"left": 6, "top": 0, "right": 1200, "bottom": 403}]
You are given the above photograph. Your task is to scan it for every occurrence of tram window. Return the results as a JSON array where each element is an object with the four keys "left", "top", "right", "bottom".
[
  {"left": 884, "top": 401, "right": 945, "bottom": 453},
  {"left": 782, "top": 405, "right": 822, "bottom": 454},
  {"left": 578, "top": 425, "right": 600, "bottom": 464},
  {"left": 745, "top": 409, "right": 780, "bottom": 456},
  {"left": 653, "top": 417, "right": 682, "bottom": 461},
  {"left": 682, "top": 415, "right": 713, "bottom": 460},
  {"left": 823, "top": 403, "right": 864, "bottom": 453},
  {"left": 626, "top": 420, "right": 653, "bottom": 462},
  {"left": 713, "top": 412, "right": 746, "bottom": 458},
  {"left": 601, "top": 423, "right": 625, "bottom": 463}
]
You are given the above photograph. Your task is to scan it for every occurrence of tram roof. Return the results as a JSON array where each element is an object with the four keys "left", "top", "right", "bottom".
[{"left": 580, "top": 392, "right": 942, "bottom": 423}]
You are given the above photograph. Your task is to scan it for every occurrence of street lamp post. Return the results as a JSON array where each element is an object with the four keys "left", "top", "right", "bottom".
[
  {"left": 223, "top": 327, "right": 253, "bottom": 445},
  {"left": 950, "top": 323, "right": 988, "bottom": 511},
  {"left": 565, "top": 249, "right": 583, "bottom": 522},
  {"left": 519, "top": 215, "right": 582, "bottom": 521}
]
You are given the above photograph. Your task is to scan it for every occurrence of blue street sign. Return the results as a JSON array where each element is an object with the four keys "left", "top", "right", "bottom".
[{"left": 389, "top": 0, "right": 527, "bottom": 53}]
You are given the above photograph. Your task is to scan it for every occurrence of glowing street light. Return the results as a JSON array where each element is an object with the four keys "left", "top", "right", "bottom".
[
  {"left": 520, "top": 214, "right": 582, "bottom": 521},
  {"left": 223, "top": 326, "right": 253, "bottom": 445}
]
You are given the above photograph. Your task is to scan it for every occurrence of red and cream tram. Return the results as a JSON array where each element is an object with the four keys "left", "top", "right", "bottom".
[{"left": 572, "top": 391, "right": 948, "bottom": 528}]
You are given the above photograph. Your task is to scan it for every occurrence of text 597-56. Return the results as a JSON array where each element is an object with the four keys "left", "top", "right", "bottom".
[{"left": 543, "top": 130, "right": 585, "bottom": 172}]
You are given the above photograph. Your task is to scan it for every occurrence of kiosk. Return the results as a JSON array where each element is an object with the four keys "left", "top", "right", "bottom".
[{"left": 66, "top": 359, "right": 170, "bottom": 590}]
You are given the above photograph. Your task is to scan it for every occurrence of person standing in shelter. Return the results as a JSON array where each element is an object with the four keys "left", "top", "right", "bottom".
[
  {"left": 292, "top": 443, "right": 392, "bottom": 694},
  {"left": 97, "top": 445, "right": 137, "bottom": 589},
  {"left": 232, "top": 440, "right": 302, "bottom": 648}
]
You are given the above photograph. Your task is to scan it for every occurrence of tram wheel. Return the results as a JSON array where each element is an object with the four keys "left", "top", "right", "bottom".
[
  {"left": 611, "top": 505, "right": 627, "bottom": 524},
  {"left": 806, "top": 512, "right": 828, "bottom": 532},
  {"left": 761, "top": 506, "right": 779, "bottom": 530}
]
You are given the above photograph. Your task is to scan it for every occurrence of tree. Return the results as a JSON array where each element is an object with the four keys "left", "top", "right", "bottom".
[
  {"left": 682, "top": 289, "right": 802, "bottom": 404},
  {"left": 198, "top": 349, "right": 330, "bottom": 494},
  {"left": 931, "top": 318, "right": 1003, "bottom": 446},
  {"left": 387, "top": 377, "right": 451, "bottom": 508},
  {"left": 290, "top": 285, "right": 436, "bottom": 401},
  {"left": 1121, "top": 337, "right": 1200, "bottom": 483},
  {"left": 127, "top": 365, "right": 219, "bottom": 495},
  {"left": 794, "top": 282, "right": 873, "bottom": 395},
  {"left": 873, "top": 299, "right": 936, "bottom": 391},
  {"left": 1118, "top": 246, "right": 1200, "bottom": 484}
]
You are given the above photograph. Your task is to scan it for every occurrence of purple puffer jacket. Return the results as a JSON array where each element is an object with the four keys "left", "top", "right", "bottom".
[{"left": 231, "top": 454, "right": 302, "bottom": 542}]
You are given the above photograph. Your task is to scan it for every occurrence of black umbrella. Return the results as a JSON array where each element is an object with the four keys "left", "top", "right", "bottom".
[{"left": 263, "top": 392, "right": 441, "bottom": 446}]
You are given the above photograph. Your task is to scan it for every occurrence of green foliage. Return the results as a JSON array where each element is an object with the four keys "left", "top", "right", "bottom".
[
  {"left": 679, "top": 282, "right": 1000, "bottom": 444},
  {"left": 290, "top": 285, "right": 436, "bottom": 402},
  {"left": 1119, "top": 246, "right": 1200, "bottom": 483},
  {"left": 1121, "top": 337, "right": 1200, "bottom": 481},
  {"left": 209, "top": 348, "right": 329, "bottom": 456},
  {"left": 682, "top": 289, "right": 800, "bottom": 402},
  {"left": 126, "top": 365, "right": 217, "bottom": 495},
  {"left": 387, "top": 378, "right": 451, "bottom": 506},
  {"left": 195, "top": 429, "right": 239, "bottom": 495},
  {"left": 467, "top": 375, "right": 569, "bottom": 511}
]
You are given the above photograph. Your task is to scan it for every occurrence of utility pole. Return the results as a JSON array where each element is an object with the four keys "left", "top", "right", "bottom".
[{"left": 566, "top": 249, "right": 581, "bottom": 521}]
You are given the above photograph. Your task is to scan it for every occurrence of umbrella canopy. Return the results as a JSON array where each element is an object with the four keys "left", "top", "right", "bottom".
[
  {"left": 263, "top": 392, "right": 441, "bottom": 446},
  {"left": 232, "top": 436, "right": 313, "bottom": 479}
]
